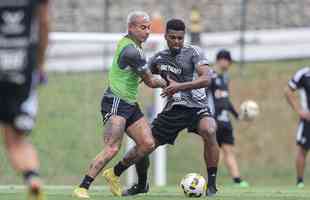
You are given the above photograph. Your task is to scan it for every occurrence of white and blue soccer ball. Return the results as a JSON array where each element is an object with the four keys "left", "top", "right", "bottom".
[
  {"left": 180, "top": 173, "right": 206, "bottom": 198},
  {"left": 240, "top": 100, "right": 259, "bottom": 121}
]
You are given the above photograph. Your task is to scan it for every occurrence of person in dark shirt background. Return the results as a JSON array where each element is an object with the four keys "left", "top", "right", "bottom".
[{"left": 209, "top": 50, "right": 249, "bottom": 187}]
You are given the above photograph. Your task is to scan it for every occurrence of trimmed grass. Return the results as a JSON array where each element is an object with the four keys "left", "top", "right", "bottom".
[
  {"left": 0, "top": 186, "right": 310, "bottom": 200},
  {"left": 1, "top": 59, "right": 310, "bottom": 186}
]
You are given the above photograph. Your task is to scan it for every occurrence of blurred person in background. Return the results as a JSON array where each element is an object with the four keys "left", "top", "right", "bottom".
[
  {"left": 209, "top": 50, "right": 250, "bottom": 188},
  {"left": 190, "top": 6, "right": 202, "bottom": 46},
  {"left": 73, "top": 11, "right": 167, "bottom": 198},
  {"left": 0, "top": 0, "right": 50, "bottom": 199},
  {"left": 150, "top": 11, "right": 165, "bottom": 34},
  {"left": 285, "top": 67, "right": 310, "bottom": 188}
]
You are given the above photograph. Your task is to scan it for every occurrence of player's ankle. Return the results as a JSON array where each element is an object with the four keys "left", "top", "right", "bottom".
[
  {"left": 233, "top": 177, "right": 242, "bottom": 183},
  {"left": 297, "top": 177, "right": 304, "bottom": 184},
  {"left": 23, "top": 170, "right": 40, "bottom": 184},
  {"left": 138, "top": 182, "right": 149, "bottom": 190},
  {"left": 79, "top": 175, "right": 94, "bottom": 190},
  {"left": 207, "top": 167, "right": 218, "bottom": 186}
]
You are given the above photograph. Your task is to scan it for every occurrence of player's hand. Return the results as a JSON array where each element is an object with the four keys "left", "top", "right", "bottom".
[
  {"left": 36, "top": 68, "right": 48, "bottom": 86},
  {"left": 298, "top": 110, "right": 310, "bottom": 121},
  {"left": 161, "top": 76, "right": 181, "bottom": 97},
  {"left": 159, "top": 77, "right": 168, "bottom": 88}
]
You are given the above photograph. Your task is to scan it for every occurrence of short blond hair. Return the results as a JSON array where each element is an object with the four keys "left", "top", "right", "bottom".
[{"left": 127, "top": 11, "right": 150, "bottom": 25}]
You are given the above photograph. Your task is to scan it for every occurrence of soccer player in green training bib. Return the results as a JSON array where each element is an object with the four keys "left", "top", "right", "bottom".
[{"left": 73, "top": 11, "right": 167, "bottom": 198}]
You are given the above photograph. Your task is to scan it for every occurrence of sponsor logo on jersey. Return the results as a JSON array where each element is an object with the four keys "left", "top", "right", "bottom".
[
  {"left": 159, "top": 64, "right": 182, "bottom": 75},
  {"left": 1, "top": 11, "right": 25, "bottom": 34}
]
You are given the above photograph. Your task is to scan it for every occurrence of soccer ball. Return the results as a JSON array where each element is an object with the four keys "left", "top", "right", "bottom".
[
  {"left": 240, "top": 100, "right": 259, "bottom": 121},
  {"left": 180, "top": 173, "right": 206, "bottom": 197}
]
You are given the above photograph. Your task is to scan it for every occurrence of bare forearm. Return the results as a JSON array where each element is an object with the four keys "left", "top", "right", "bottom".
[
  {"left": 143, "top": 75, "right": 167, "bottom": 89},
  {"left": 177, "top": 76, "right": 209, "bottom": 91},
  {"left": 285, "top": 88, "right": 301, "bottom": 114},
  {"left": 149, "top": 77, "right": 167, "bottom": 88},
  {"left": 228, "top": 100, "right": 239, "bottom": 118}
]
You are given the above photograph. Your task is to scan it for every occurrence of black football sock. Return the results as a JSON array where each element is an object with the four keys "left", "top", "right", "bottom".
[
  {"left": 23, "top": 170, "right": 40, "bottom": 184},
  {"left": 79, "top": 175, "right": 94, "bottom": 190},
  {"left": 297, "top": 177, "right": 304, "bottom": 184},
  {"left": 114, "top": 161, "right": 130, "bottom": 176},
  {"left": 136, "top": 156, "right": 150, "bottom": 188},
  {"left": 233, "top": 177, "right": 242, "bottom": 183},
  {"left": 207, "top": 167, "right": 218, "bottom": 187}
]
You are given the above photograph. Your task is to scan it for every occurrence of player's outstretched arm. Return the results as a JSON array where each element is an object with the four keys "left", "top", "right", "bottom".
[
  {"left": 228, "top": 100, "right": 239, "bottom": 119},
  {"left": 161, "top": 64, "right": 211, "bottom": 97},
  {"left": 284, "top": 86, "right": 310, "bottom": 121},
  {"left": 180, "top": 64, "right": 211, "bottom": 90},
  {"left": 141, "top": 70, "right": 167, "bottom": 88},
  {"left": 284, "top": 86, "right": 301, "bottom": 114}
]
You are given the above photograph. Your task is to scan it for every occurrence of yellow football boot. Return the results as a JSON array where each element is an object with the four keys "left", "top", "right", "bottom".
[
  {"left": 73, "top": 187, "right": 90, "bottom": 199},
  {"left": 102, "top": 168, "right": 122, "bottom": 196}
]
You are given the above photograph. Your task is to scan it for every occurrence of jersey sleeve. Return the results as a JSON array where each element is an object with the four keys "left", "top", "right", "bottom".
[
  {"left": 147, "top": 55, "right": 160, "bottom": 74},
  {"left": 118, "top": 44, "right": 148, "bottom": 75},
  {"left": 191, "top": 46, "right": 209, "bottom": 68},
  {"left": 288, "top": 67, "right": 309, "bottom": 90}
]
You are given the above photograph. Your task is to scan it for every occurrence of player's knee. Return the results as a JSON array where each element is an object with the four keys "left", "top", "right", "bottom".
[
  {"left": 207, "top": 120, "right": 217, "bottom": 135},
  {"left": 4, "top": 133, "right": 25, "bottom": 149},
  {"left": 140, "top": 137, "right": 155, "bottom": 153},
  {"left": 200, "top": 129, "right": 218, "bottom": 147},
  {"left": 200, "top": 127, "right": 216, "bottom": 139},
  {"left": 223, "top": 149, "right": 234, "bottom": 158},
  {"left": 199, "top": 118, "right": 217, "bottom": 137}
]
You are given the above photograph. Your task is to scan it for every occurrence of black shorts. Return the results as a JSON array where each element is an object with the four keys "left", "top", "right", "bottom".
[
  {"left": 296, "top": 120, "right": 310, "bottom": 150},
  {"left": 216, "top": 121, "right": 234, "bottom": 147},
  {"left": 101, "top": 96, "right": 144, "bottom": 130},
  {"left": 151, "top": 105, "right": 212, "bottom": 145},
  {"left": 0, "top": 81, "right": 37, "bottom": 133}
]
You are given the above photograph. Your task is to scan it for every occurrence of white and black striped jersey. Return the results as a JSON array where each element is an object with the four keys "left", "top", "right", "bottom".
[
  {"left": 0, "top": 0, "right": 47, "bottom": 84},
  {"left": 148, "top": 45, "right": 209, "bottom": 110},
  {"left": 288, "top": 67, "right": 310, "bottom": 112}
]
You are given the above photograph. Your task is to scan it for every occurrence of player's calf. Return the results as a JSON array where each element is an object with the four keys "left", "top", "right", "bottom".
[{"left": 103, "top": 144, "right": 120, "bottom": 161}]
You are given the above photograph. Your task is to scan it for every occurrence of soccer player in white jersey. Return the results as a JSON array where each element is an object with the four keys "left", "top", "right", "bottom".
[{"left": 285, "top": 67, "right": 310, "bottom": 188}]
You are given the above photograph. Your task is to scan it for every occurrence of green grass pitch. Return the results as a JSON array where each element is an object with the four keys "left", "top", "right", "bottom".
[{"left": 0, "top": 186, "right": 309, "bottom": 200}]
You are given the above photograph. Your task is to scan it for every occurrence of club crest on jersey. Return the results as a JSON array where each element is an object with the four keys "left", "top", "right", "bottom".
[
  {"left": 214, "top": 89, "right": 229, "bottom": 98},
  {"left": 159, "top": 64, "right": 182, "bottom": 75},
  {"left": 1, "top": 11, "right": 25, "bottom": 34}
]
